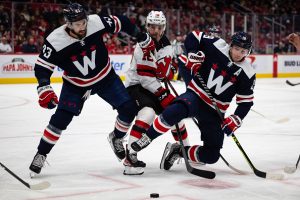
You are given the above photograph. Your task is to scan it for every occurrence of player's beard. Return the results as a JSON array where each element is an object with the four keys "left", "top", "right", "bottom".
[{"left": 71, "top": 29, "right": 87, "bottom": 40}]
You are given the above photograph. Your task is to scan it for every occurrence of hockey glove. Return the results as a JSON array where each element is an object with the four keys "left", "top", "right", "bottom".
[
  {"left": 138, "top": 33, "right": 156, "bottom": 55},
  {"left": 37, "top": 85, "right": 58, "bottom": 109},
  {"left": 186, "top": 51, "right": 205, "bottom": 75},
  {"left": 156, "top": 56, "right": 177, "bottom": 81},
  {"left": 155, "top": 87, "right": 175, "bottom": 109},
  {"left": 222, "top": 115, "right": 242, "bottom": 136}
]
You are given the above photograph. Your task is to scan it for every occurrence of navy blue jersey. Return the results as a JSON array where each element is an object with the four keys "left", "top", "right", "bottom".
[
  {"left": 180, "top": 31, "right": 256, "bottom": 119},
  {"left": 34, "top": 14, "right": 137, "bottom": 89}
]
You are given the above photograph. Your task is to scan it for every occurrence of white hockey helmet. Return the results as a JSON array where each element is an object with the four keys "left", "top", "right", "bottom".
[{"left": 146, "top": 10, "right": 166, "bottom": 31}]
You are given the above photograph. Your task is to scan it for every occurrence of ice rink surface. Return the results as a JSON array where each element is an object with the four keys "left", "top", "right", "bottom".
[{"left": 0, "top": 78, "right": 299, "bottom": 200}]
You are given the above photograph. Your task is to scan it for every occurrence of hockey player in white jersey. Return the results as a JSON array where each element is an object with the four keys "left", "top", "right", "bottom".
[
  {"left": 123, "top": 11, "right": 190, "bottom": 175},
  {"left": 28, "top": 3, "right": 153, "bottom": 176}
]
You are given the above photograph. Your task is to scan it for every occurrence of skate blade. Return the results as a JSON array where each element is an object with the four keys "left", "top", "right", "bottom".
[
  {"left": 189, "top": 161, "right": 206, "bottom": 167},
  {"left": 123, "top": 166, "right": 144, "bottom": 175},
  {"left": 160, "top": 142, "right": 172, "bottom": 169},
  {"left": 107, "top": 136, "right": 123, "bottom": 162},
  {"left": 30, "top": 171, "right": 40, "bottom": 178}
]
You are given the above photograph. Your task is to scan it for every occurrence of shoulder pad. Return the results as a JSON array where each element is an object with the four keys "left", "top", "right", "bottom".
[
  {"left": 157, "top": 45, "right": 173, "bottom": 61},
  {"left": 47, "top": 15, "right": 105, "bottom": 52},
  {"left": 236, "top": 59, "right": 255, "bottom": 79}
]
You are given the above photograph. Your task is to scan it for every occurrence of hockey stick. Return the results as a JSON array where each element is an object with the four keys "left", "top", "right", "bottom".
[
  {"left": 163, "top": 80, "right": 215, "bottom": 179},
  {"left": 175, "top": 124, "right": 216, "bottom": 179},
  {"left": 165, "top": 79, "right": 247, "bottom": 175},
  {"left": 250, "top": 108, "right": 289, "bottom": 124},
  {"left": 149, "top": 53, "right": 213, "bottom": 178},
  {"left": 193, "top": 72, "right": 284, "bottom": 180},
  {"left": 0, "top": 162, "right": 50, "bottom": 190},
  {"left": 284, "top": 154, "right": 300, "bottom": 174},
  {"left": 286, "top": 80, "right": 300, "bottom": 86}
]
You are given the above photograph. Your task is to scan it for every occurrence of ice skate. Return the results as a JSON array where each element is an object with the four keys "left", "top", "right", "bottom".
[
  {"left": 130, "top": 134, "right": 151, "bottom": 152},
  {"left": 123, "top": 146, "right": 146, "bottom": 175},
  {"left": 29, "top": 153, "right": 47, "bottom": 177},
  {"left": 160, "top": 142, "right": 182, "bottom": 170},
  {"left": 108, "top": 132, "right": 125, "bottom": 161}
]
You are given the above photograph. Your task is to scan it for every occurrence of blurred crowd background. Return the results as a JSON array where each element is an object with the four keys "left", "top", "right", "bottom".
[{"left": 0, "top": 0, "right": 299, "bottom": 54}]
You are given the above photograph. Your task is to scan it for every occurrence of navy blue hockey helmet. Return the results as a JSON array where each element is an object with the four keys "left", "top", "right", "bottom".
[
  {"left": 231, "top": 31, "right": 252, "bottom": 50},
  {"left": 208, "top": 25, "right": 221, "bottom": 38},
  {"left": 208, "top": 25, "right": 221, "bottom": 34},
  {"left": 63, "top": 3, "right": 87, "bottom": 23}
]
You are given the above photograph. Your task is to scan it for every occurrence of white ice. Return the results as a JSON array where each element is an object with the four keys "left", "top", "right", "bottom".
[{"left": 0, "top": 78, "right": 299, "bottom": 200}]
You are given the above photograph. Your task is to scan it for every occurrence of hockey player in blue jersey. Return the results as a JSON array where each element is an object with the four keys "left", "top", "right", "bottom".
[
  {"left": 29, "top": 3, "right": 153, "bottom": 175},
  {"left": 178, "top": 25, "right": 222, "bottom": 86},
  {"left": 131, "top": 31, "right": 256, "bottom": 170}
]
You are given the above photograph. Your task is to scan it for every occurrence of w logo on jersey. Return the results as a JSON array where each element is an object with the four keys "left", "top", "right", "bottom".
[
  {"left": 207, "top": 69, "right": 233, "bottom": 95},
  {"left": 72, "top": 50, "right": 96, "bottom": 76}
]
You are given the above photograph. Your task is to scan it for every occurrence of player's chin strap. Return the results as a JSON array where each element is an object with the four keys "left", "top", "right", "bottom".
[
  {"left": 163, "top": 78, "right": 247, "bottom": 175},
  {"left": 192, "top": 72, "right": 284, "bottom": 180}
]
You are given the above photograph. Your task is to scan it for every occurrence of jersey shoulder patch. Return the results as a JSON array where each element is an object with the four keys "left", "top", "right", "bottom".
[{"left": 237, "top": 60, "right": 255, "bottom": 79}]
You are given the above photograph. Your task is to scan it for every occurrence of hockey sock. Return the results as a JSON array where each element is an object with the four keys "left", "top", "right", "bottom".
[
  {"left": 128, "top": 120, "right": 150, "bottom": 153},
  {"left": 185, "top": 145, "right": 220, "bottom": 164},
  {"left": 171, "top": 121, "right": 190, "bottom": 146},
  {"left": 147, "top": 102, "right": 188, "bottom": 140},
  {"left": 114, "top": 117, "right": 131, "bottom": 138},
  {"left": 38, "top": 124, "right": 62, "bottom": 155}
]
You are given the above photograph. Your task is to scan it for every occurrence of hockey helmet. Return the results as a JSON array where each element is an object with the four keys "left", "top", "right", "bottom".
[
  {"left": 63, "top": 3, "right": 87, "bottom": 23},
  {"left": 231, "top": 31, "right": 252, "bottom": 50},
  {"left": 208, "top": 25, "right": 221, "bottom": 37},
  {"left": 146, "top": 10, "right": 166, "bottom": 31}
]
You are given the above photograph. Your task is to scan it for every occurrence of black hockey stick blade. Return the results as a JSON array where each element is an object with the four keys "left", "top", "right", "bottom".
[
  {"left": 176, "top": 125, "right": 216, "bottom": 179},
  {"left": 185, "top": 159, "right": 216, "bottom": 179},
  {"left": 0, "top": 162, "right": 50, "bottom": 190},
  {"left": 286, "top": 80, "right": 300, "bottom": 86}
]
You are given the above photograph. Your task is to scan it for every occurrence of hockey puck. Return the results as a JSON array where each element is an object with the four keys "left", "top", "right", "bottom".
[{"left": 150, "top": 193, "right": 159, "bottom": 198}]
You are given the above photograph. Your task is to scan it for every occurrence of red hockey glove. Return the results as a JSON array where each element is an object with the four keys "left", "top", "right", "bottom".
[
  {"left": 222, "top": 115, "right": 242, "bottom": 136},
  {"left": 156, "top": 56, "right": 177, "bottom": 81},
  {"left": 37, "top": 85, "right": 58, "bottom": 109},
  {"left": 155, "top": 87, "right": 175, "bottom": 109},
  {"left": 138, "top": 33, "right": 155, "bottom": 55},
  {"left": 185, "top": 51, "right": 205, "bottom": 74}
]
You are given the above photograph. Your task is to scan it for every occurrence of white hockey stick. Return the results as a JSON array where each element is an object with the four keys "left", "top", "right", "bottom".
[
  {"left": 284, "top": 154, "right": 300, "bottom": 174},
  {"left": 250, "top": 109, "right": 289, "bottom": 124},
  {"left": 0, "top": 162, "right": 50, "bottom": 190}
]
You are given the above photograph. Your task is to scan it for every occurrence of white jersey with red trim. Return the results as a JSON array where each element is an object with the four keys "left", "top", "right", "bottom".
[
  {"left": 181, "top": 31, "right": 256, "bottom": 119},
  {"left": 34, "top": 13, "right": 134, "bottom": 88},
  {"left": 125, "top": 35, "right": 173, "bottom": 93}
]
